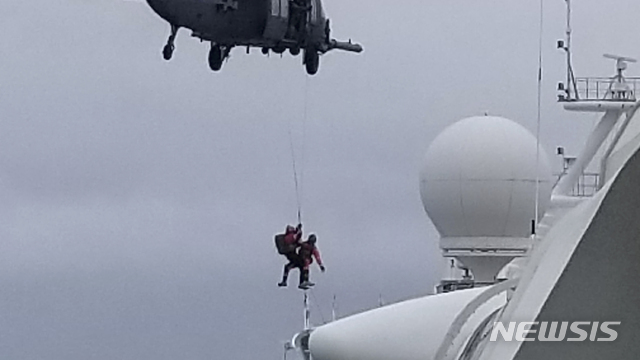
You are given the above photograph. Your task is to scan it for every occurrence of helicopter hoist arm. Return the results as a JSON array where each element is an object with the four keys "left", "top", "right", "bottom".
[{"left": 318, "top": 19, "right": 363, "bottom": 54}]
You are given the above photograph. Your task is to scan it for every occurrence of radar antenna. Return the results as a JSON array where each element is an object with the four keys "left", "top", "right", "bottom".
[{"left": 602, "top": 54, "right": 637, "bottom": 100}]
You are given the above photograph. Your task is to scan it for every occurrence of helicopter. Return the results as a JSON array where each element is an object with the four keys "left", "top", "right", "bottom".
[{"left": 145, "top": 0, "right": 363, "bottom": 75}]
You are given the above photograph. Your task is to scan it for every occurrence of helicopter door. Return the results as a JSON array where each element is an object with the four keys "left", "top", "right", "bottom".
[{"left": 264, "top": 0, "right": 289, "bottom": 41}]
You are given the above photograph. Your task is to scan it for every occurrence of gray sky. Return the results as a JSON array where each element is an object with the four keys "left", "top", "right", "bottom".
[{"left": 2, "top": 0, "right": 640, "bottom": 359}]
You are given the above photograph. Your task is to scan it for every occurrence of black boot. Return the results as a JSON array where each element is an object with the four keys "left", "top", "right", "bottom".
[
  {"left": 298, "top": 269, "right": 314, "bottom": 289},
  {"left": 278, "top": 272, "right": 288, "bottom": 287}
]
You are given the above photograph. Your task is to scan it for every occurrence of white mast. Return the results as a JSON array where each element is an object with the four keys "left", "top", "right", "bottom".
[
  {"left": 303, "top": 291, "right": 310, "bottom": 330},
  {"left": 331, "top": 295, "right": 337, "bottom": 322},
  {"left": 565, "top": 0, "right": 572, "bottom": 98}
]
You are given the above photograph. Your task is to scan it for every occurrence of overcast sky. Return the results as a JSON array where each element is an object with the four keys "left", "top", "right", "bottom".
[{"left": 2, "top": 0, "right": 640, "bottom": 359}]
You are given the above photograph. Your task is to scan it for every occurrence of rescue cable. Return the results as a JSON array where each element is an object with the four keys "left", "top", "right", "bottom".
[
  {"left": 288, "top": 128, "right": 303, "bottom": 224},
  {"left": 288, "top": 75, "right": 311, "bottom": 225}
]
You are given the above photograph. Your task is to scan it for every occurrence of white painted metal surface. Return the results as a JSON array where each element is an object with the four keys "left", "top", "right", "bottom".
[
  {"left": 563, "top": 101, "right": 635, "bottom": 112},
  {"left": 604, "top": 102, "right": 640, "bottom": 182},
  {"left": 555, "top": 110, "right": 622, "bottom": 196},
  {"left": 435, "top": 279, "right": 515, "bottom": 360},
  {"left": 309, "top": 287, "right": 504, "bottom": 360}
]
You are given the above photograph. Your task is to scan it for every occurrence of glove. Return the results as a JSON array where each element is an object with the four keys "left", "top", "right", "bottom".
[
  {"left": 320, "top": 265, "right": 326, "bottom": 273},
  {"left": 297, "top": 223, "right": 303, "bottom": 230}
]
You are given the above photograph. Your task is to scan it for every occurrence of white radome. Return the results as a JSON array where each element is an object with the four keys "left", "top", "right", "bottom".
[{"left": 420, "top": 116, "right": 553, "bottom": 238}]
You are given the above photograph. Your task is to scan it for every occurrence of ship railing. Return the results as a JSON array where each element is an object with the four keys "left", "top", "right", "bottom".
[
  {"left": 562, "top": 77, "right": 640, "bottom": 102},
  {"left": 553, "top": 171, "right": 599, "bottom": 197},
  {"left": 436, "top": 280, "right": 499, "bottom": 294}
]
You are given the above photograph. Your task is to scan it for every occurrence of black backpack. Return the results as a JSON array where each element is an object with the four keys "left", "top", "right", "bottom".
[{"left": 275, "top": 234, "right": 294, "bottom": 254}]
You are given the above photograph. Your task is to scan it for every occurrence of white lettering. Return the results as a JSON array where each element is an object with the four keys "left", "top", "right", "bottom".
[
  {"left": 589, "top": 322, "right": 600, "bottom": 341},
  {"left": 516, "top": 322, "right": 538, "bottom": 342},
  {"left": 538, "top": 322, "right": 568, "bottom": 341},
  {"left": 567, "top": 322, "right": 589, "bottom": 341},
  {"left": 598, "top": 322, "right": 621, "bottom": 341},
  {"left": 490, "top": 322, "right": 516, "bottom": 342},
  {"left": 490, "top": 321, "right": 620, "bottom": 342}
]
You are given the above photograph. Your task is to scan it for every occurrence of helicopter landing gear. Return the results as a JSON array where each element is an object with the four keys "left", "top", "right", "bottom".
[
  {"left": 163, "top": 25, "right": 179, "bottom": 61},
  {"left": 208, "top": 44, "right": 231, "bottom": 71},
  {"left": 163, "top": 44, "right": 174, "bottom": 60},
  {"left": 304, "top": 48, "right": 319, "bottom": 75}
]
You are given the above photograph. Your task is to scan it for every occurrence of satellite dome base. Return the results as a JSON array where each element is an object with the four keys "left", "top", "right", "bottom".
[{"left": 441, "top": 236, "right": 532, "bottom": 283}]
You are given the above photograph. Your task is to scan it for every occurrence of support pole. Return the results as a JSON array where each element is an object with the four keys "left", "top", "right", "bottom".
[
  {"left": 303, "top": 290, "right": 310, "bottom": 330},
  {"left": 566, "top": 0, "right": 572, "bottom": 97},
  {"left": 331, "top": 295, "right": 337, "bottom": 322}
]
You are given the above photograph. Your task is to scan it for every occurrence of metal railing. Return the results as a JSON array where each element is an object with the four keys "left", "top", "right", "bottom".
[
  {"left": 573, "top": 172, "right": 600, "bottom": 197},
  {"left": 553, "top": 171, "right": 600, "bottom": 197},
  {"left": 566, "top": 77, "right": 640, "bottom": 101},
  {"left": 436, "top": 280, "right": 502, "bottom": 294}
]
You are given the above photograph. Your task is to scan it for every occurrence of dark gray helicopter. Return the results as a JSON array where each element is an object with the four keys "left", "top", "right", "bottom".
[{"left": 146, "top": 0, "right": 363, "bottom": 75}]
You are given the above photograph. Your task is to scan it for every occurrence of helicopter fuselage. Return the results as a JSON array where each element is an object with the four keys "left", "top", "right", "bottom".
[
  {"left": 146, "top": 0, "right": 326, "bottom": 48},
  {"left": 145, "top": 0, "right": 361, "bottom": 75}
]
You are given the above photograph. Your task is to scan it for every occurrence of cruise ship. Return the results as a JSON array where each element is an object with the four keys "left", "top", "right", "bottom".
[{"left": 286, "top": 3, "right": 640, "bottom": 360}]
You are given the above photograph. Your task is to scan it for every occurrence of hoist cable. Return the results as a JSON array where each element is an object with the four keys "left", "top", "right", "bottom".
[
  {"left": 288, "top": 75, "right": 311, "bottom": 225},
  {"left": 288, "top": 128, "right": 302, "bottom": 224}
]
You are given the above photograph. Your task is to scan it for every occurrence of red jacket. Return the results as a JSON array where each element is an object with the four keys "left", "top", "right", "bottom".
[
  {"left": 284, "top": 229, "right": 302, "bottom": 247},
  {"left": 299, "top": 242, "right": 323, "bottom": 266}
]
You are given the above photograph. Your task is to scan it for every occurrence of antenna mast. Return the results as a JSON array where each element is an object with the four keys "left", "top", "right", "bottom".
[
  {"left": 566, "top": 0, "right": 572, "bottom": 96},
  {"left": 303, "top": 291, "right": 310, "bottom": 330},
  {"left": 558, "top": 0, "right": 577, "bottom": 100},
  {"left": 331, "top": 295, "right": 337, "bottom": 322}
]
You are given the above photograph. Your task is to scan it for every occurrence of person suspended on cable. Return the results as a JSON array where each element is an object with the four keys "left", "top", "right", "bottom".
[
  {"left": 297, "top": 234, "right": 325, "bottom": 290},
  {"left": 276, "top": 224, "right": 304, "bottom": 287}
]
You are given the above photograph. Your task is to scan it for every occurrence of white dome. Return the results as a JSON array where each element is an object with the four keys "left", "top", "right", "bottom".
[{"left": 420, "top": 116, "right": 553, "bottom": 238}]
